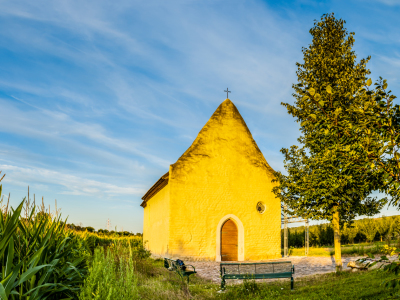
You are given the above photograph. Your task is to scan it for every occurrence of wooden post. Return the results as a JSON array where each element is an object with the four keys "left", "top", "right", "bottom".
[{"left": 284, "top": 205, "right": 288, "bottom": 257}]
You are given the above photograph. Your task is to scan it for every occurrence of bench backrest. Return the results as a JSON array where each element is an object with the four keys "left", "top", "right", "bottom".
[
  {"left": 164, "top": 258, "right": 179, "bottom": 270},
  {"left": 220, "top": 261, "right": 293, "bottom": 276}
]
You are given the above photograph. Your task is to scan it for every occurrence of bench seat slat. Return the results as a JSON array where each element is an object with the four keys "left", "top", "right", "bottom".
[
  {"left": 223, "top": 272, "right": 293, "bottom": 280},
  {"left": 220, "top": 261, "right": 292, "bottom": 265}
]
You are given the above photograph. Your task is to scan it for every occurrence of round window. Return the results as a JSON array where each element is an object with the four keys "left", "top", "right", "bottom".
[{"left": 256, "top": 202, "right": 266, "bottom": 214}]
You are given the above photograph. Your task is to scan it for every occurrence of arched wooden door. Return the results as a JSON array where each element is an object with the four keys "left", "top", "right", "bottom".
[{"left": 221, "top": 219, "right": 238, "bottom": 261}]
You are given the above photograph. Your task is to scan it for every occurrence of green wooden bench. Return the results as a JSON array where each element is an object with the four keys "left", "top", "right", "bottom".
[
  {"left": 164, "top": 258, "right": 197, "bottom": 283},
  {"left": 220, "top": 261, "right": 294, "bottom": 290}
]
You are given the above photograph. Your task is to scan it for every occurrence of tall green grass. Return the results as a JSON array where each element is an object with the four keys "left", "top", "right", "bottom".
[
  {"left": 79, "top": 247, "right": 138, "bottom": 299},
  {"left": 79, "top": 234, "right": 150, "bottom": 298}
]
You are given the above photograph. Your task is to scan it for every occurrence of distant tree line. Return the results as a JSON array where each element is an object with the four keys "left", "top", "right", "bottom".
[
  {"left": 20, "top": 209, "right": 144, "bottom": 238},
  {"left": 66, "top": 223, "right": 142, "bottom": 237},
  {"left": 282, "top": 215, "right": 400, "bottom": 248}
]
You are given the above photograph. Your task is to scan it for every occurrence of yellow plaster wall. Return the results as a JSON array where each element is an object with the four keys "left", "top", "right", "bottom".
[
  {"left": 167, "top": 99, "right": 281, "bottom": 261},
  {"left": 143, "top": 183, "right": 170, "bottom": 257}
]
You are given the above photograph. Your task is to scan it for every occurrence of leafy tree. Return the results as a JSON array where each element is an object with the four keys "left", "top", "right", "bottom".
[
  {"left": 272, "top": 13, "right": 385, "bottom": 271},
  {"left": 343, "top": 78, "right": 400, "bottom": 205},
  {"left": 86, "top": 226, "right": 95, "bottom": 232},
  {"left": 376, "top": 216, "right": 392, "bottom": 242},
  {"left": 387, "top": 216, "right": 400, "bottom": 241},
  {"left": 343, "top": 222, "right": 358, "bottom": 244},
  {"left": 358, "top": 218, "right": 378, "bottom": 242}
]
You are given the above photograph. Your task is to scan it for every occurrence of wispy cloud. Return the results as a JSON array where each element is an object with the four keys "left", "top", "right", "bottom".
[
  {"left": 374, "top": 0, "right": 400, "bottom": 6},
  {"left": 0, "top": 98, "right": 171, "bottom": 167},
  {"left": 0, "top": 164, "right": 144, "bottom": 197},
  {"left": 0, "top": 0, "right": 399, "bottom": 230}
]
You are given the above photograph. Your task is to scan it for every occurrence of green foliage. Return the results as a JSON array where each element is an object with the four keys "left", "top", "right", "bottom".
[
  {"left": 85, "top": 226, "right": 95, "bottom": 232},
  {"left": 76, "top": 230, "right": 146, "bottom": 254},
  {"left": 283, "top": 215, "right": 400, "bottom": 248},
  {"left": 0, "top": 193, "right": 90, "bottom": 299},
  {"left": 347, "top": 245, "right": 365, "bottom": 256},
  {"left": 282, "top": 223, "right": 334, "bottom": 248},
  {"left": 79, "top": 247, "right": 139, "bottom": 299},
  {"left": 343, "top": 222, "right": 358, "bottom": 244},
  {"left": 345, "top": 77, "right": 400, "bottom": 207},
  {"left": 383, "top": 259, "right": 400, "bottom": 289},
  {"left": 242, "top": 279, "right": 260, "bottom": 295},
  {"left": 0, "top": 176, "right": 148, "bottom": 299},
  {"left": 273, "top": 12, "right": 385, "bottom": 224},
  {"left": 358, "top": 218, "right": 378, "bottom": 243},
  {"left": 272, "top": 13, "right": 388, "bottom": 270},
  {"left": 79, "top": 230, "right": 150, "bottom": 299},
  {"left": 376, "top": 217, "right": 391, "bottom": 241},
  {"left": 68, "top": 225, "right": 139, "bottom": 237}
]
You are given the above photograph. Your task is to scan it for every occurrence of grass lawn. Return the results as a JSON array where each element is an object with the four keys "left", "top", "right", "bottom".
[
  {"left": 286, "top": 241, "right": 400, "bottom": 257},
  {"left": 137, "top": 259, "right": 400, "bottom": 299}
]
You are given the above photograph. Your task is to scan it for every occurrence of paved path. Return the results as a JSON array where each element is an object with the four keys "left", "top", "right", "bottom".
[{"left": 187, "top": 256, "right": 363, "bottom": 284}]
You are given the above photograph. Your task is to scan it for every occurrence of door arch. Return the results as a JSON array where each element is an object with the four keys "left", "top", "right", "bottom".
[
  {"left": 221, "top": 219, "right": 238, "bottom": 261},
  {"left": 216, "top": 214, "right": 244, "bottom": 261}
]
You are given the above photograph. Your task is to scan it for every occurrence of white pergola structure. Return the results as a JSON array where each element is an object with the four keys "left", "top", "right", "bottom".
[{"left": 281, "top": 205, "right": 309, "bottom": 257}]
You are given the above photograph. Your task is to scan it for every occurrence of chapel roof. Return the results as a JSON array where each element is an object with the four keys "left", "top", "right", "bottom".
[
  {"left": 140, "top": 98, "right": 274, "bottom": 207},
  {"left": 140, "top": 172, "right": 169, "bottom": 207},
  {"left": 171, "top": 98, "right": 273, "bottom": 171}
]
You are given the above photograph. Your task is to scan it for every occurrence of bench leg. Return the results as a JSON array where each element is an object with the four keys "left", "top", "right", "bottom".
[
  {"left": 221, "top": 277, "right": 226, "bottom": 290},
  {"left": 291, "top": 275, "right": 294, "bottom": 290}
]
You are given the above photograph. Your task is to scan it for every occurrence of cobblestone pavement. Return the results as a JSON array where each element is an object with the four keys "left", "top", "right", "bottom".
[{"left": 186, "top": 256, "right": 363, "bottom": 284}]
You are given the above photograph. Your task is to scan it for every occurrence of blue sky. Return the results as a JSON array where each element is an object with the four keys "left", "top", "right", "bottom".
[{"left": 0, "top": 0, "right": 399, "bottom": 232}]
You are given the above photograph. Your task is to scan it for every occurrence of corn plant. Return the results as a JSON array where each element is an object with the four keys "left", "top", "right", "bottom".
[{"left": 0, "top": 183, "right": 90, "bottom": 299}]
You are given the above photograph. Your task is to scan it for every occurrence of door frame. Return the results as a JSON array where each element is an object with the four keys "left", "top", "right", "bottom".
[{"left": 216, "top": 214, "right": 244, "bottom": 261}]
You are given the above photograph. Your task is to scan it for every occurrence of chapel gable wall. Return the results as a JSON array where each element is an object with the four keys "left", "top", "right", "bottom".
[
  {"left": 168, "top": 152, "right": 281, "bottom": 261},
  {"left": 167, "top": 99, "right": 281, "bottom": 260}
]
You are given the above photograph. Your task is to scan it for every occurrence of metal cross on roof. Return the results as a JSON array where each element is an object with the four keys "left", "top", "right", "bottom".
[{"left": 224, "top": 88, "right": 231, "bottom": 98}]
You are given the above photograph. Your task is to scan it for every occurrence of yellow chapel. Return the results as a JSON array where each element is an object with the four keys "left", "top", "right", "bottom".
[{"left": 140, "top": 99, "right": 281, "bottom": 261}]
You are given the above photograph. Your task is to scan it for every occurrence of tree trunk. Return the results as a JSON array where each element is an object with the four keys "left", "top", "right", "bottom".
[{"left": 332, "top": 209, "right": 342, "bottom": 272}]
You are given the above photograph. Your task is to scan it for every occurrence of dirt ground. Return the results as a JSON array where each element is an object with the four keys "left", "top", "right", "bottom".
[{"left": 186, "top": 256, "right": 363, "bottom": 284}]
